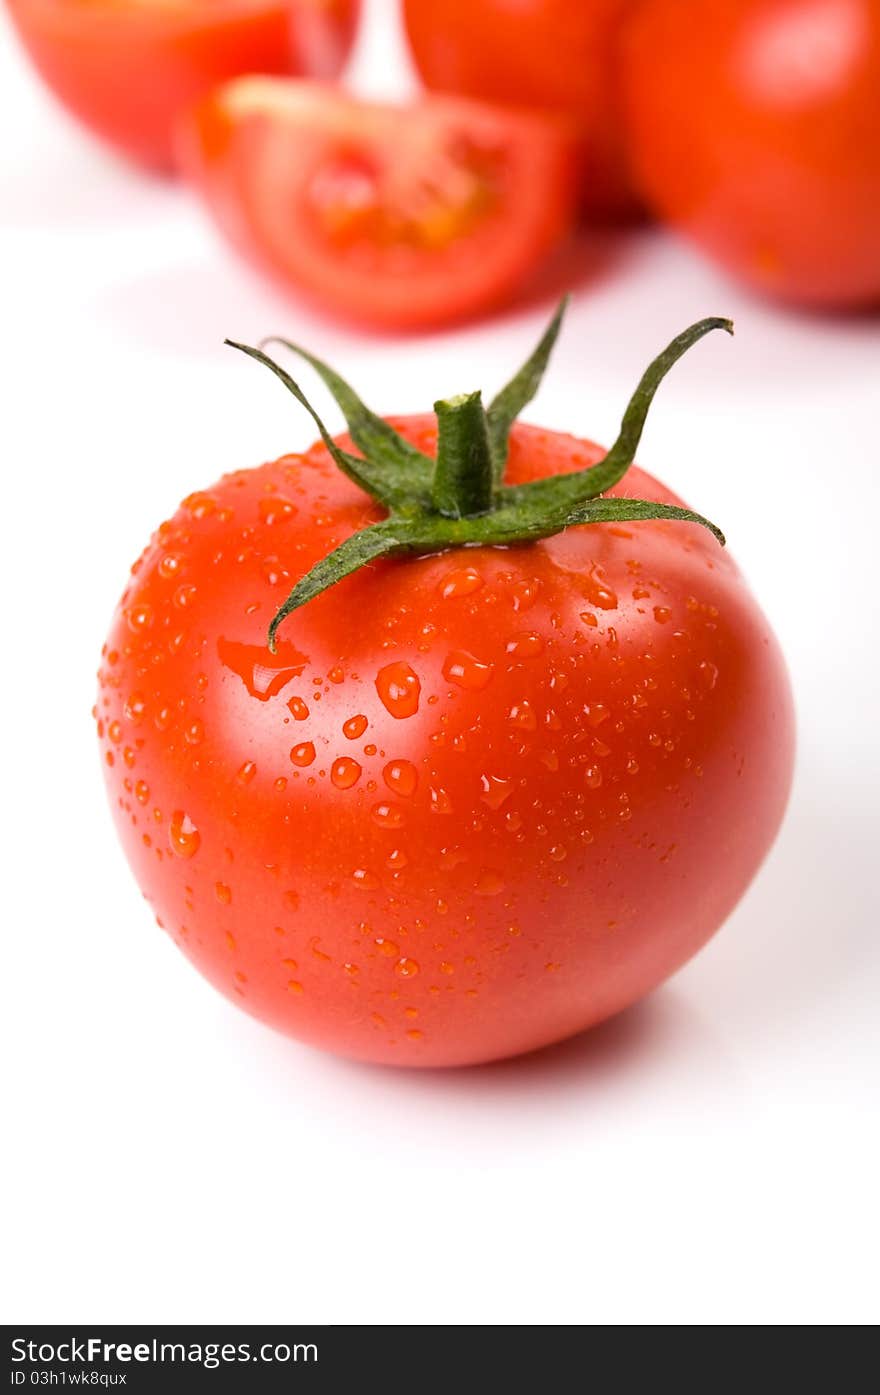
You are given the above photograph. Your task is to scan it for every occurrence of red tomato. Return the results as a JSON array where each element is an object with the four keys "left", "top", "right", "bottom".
[
  {"left": 178, "top": 78, "right": 578, "bottom": 329},
  {"left": 97, "top": 381, "right": 793, "bottom": 1067},
  {"left": 5, "top": 0, "right": 361, "bottom": 169},
  {"left": 402, "top": 0, "right": 638, "bottom": 218},
  {"left": 622, "top": 0, "right": 880, "bottom": 308}
]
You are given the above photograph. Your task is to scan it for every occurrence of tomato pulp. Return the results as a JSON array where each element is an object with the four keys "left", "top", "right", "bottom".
[{"left": 178, "top": 78, "right": 578, "bottom": 328}]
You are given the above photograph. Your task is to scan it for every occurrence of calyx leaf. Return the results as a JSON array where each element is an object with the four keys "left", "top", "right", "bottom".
[{"left": 228, "top": 298, "right": 731, "bottom": 651}]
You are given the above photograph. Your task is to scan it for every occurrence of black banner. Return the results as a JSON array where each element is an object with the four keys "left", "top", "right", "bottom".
[{"left": 2, "top": 1327, "right": 559, "bottom": 1389}]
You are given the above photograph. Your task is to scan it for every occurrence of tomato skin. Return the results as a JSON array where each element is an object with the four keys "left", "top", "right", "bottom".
[
  {"left": 179, "top": 79, "right": 578, "bottom": 329},
  {"left": 5, "top": 0, "right": 361, "bottom": 170},
  {"left": 402, "top": 0, "right": 638, "bottom": 218},
  {"left": 622, "top": 0, "right": 880, "bottom": 308},
  {"left": 98, "top": 417, "right": 794, "bottom": 1068}
]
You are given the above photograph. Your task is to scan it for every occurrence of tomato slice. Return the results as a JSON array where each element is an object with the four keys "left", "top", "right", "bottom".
[
  {"left": 6, "top": 0, "right": 361, "bottom": 170},
  {"left": 179, "top": 78, "right": 578, "bottom": 328}
]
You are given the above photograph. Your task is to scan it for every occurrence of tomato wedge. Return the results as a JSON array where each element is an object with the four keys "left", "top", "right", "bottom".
[
  {"left": 178, "top": 78, "right": 578, "bottom": 329},
  {"left": 6, "top": 0, "right": 361, "bottom": 170}
]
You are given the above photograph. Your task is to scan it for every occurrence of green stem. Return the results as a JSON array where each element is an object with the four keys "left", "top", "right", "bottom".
[{"left": 431, "top": 392, "right": 494, "bottom": 519}]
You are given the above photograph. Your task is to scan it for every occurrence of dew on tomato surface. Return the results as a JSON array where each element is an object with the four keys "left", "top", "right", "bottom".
[
  {"left": 653, "top": 606, "right": 672, "bottom": 624},
  {"left": 169, "top": 811, "right": 200, "bottom": 858},
  {"left": 290, "top": 742, "right": 316, "bottom": 768},
  {"left": 372, "top": 802, "right": 404, "bottom": 829},
  {"left": 395, "top": 956, "right": 420, "bottom": 978},
  {"left": 331, "top": 757, "right": 362, "bottom": 790},
  {"left": 507, "top": 700, "right": 537, "bottom": 731},
  {"left": 375, "top": 937, "right": 399, "bottom": 957},
  {"left": 442, "top": 650, "right": 494, "bottom": 691},
  {"left": 343, "top": 714, "right": 368, "bottom": 740},
  {"left": 287, "top": 979, "right": 304, "bottom": 995},
  {"left": 215, "top": 882, "right": 232, "bottom": 904},
  {"left": 439, "top": 566, "right": 484, "bottom": 599},
  {"left": 475, "top": 869, "right": 505, "bottom": 896},
  {"left": 288, "top": 695, "right": 309, "bottom": 720},
  {"left": 258, "top": 495, "right": 297, "bottom": 525},
  {"left": 236, "top": 760, "right": 257, "bottom": 784},
  {"left": 375, "top": 661, "right": 421, "bottom": 718},
  {"left": 383, "top": 759, "right": 418, "bottom": 797},
  {"left": 184, "top": 719, "right": 204, "bottom": 746},
  {"left": 505, "top": 631, "right": 544, "bottom": 658},
  {"left": 134, "top": 780, "right": 149, "bottom": 805},
  {"left": 480, "top": 774, "right": 515, "bottom": 810},
  {"left": 582, "top": 566, "right": 618, "bottom": 610}
]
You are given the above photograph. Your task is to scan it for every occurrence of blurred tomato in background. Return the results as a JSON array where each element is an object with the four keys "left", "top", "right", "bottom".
[
  {"left": 4, "top": 0, "right": 361, "bottom": 168},
  {"left": 179, "top": 76, "right": 578, "bottom": 328},
  {"left": 402, "top": 0, "right": 637, "bottom": 219},
  {"left": 623, "top": 0, "right": 880, "bottom": 308}
]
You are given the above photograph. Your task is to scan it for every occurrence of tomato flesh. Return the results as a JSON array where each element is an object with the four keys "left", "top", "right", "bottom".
[
  {"left": 98, "top": 418, "right": 794, "bottom": 1068},
  {"left": 179, "top": 78, "right": 578, "bottom": 328},
  {"left": 6, "top": 0, "right": 361, "bottom": 169},
  {"left": 622, "top": 0, "right": 880, "bottom": 307},
  {"left": 402, "top": 0, "right": 639, "bottom": 218}
]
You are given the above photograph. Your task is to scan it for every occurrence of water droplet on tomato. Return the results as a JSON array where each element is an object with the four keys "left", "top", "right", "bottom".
[
  {"left": 480, "top": 774, "right": 514, "bottom": 810},
  {"left": 259, "top": 495, "right": 297, "bottom": 525},
  {"left": 218, "top": 638, "right": 309, "bottom": 701},
  {"left": 343, "top": 714, "right": 368, "bottom": 740},
  {"left": 653, "top": 606, "right": 672, "bottom": 624},
  {"left": 699, "top": 661, "right": 719, "bottom": 690},
  {"left": 583, "top": 566, "right": 618, "bottom": 610},
  {"left": 505, "top": 632, "right": 544, "bottom": 658},
  {"left": 169, "top": 811, "right": 200, "bottom": 858},
  {"left": 395, "top": 956, "right": 420, "bottom": 978},
  {"left": 383, "top": 760, "right": 418, "bottom": 797},
  {"left": 288, "top": 695, "right": 309, "bottom": 720},
  {"left": 375, "top": 661, "right": 421, "bottom": 718},
  {"left": 443, "top": 650, "right": 494, "bottom": 691},
  {"left": 440, "top": 566, "right": 483, "bottom": 599},
  {"left": 507, "top": 701, "right": 537, "bottom": 731},
  {"left": 372, "top": 802, "right": 404, "bottom": 829},
  {"left": 475, "top": 869, "right": 504, "bottom": 896},
  {"left": 126, "top": 603, "right": 153, "bottom": 633},
  {"left": 236, "top": 760, "right": 257, "bottom": 784},
  {"left": 290, "top": 742, "right": 316, "bottom": 767},
  {"left": 331, "top": 757, "right": 362, "bottom": 790},
  {"left": 215, "top": 882, "right": 231, "bottom": 904}
]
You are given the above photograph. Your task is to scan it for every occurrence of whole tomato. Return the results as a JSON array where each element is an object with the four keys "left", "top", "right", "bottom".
[
  {"left": 402, "top": 0, "right": 638, "bottom": 218},
  {"left": 5, "top": 0, "right": 361, "bottom": 169},
  {"left": 622, "top": 0, "right": 880, "bottom": 308},
  {"left": 97, "top": 309, "right": 794, "bottom": 1067}
]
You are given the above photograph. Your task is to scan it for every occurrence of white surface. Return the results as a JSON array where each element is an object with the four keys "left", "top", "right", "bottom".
[{"left": 1, "top": 1, "right": 877, "bottom": 1327}]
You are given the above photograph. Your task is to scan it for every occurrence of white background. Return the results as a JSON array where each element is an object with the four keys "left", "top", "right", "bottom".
[{"left": 1, "top": 0, "right": 877, "bottom": 1327}]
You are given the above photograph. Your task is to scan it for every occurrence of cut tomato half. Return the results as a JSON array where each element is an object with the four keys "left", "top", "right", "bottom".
[{"left": 179, "top": 78, "right": 578, "bottom": 329}]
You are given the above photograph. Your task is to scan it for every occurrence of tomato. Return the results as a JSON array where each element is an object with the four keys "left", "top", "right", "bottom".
[
  {"left": 5, "top": 0, "right": 361, "bottom": 169},
  {"left": 402, "top": 0, "right": 638, "bottom": 218},
  {"left": 97, "top": 312, "right": 794, "bottom": 1067},
  {"left": 178, "top": 77, "right": 578, "bottom": 329},
  {"left": 622, "top": 0, "right": 880, "bottom": 308}
]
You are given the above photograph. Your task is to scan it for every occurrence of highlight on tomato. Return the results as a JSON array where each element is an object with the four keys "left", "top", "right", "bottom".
[
  {"left": 402, "top": 0, "right": 638, "bottom": 219},
  {"left": 622, "top": 0, "right": 880, "bottom": 308},
  {"left": 4, "top": 0, "right": 362, "bottom": 169},
  {"left": 96, "top": 300, "right": 794, "bottom": 1067},
  {"left": 177, "top": 77, "right": 579, "bottom": 329}
]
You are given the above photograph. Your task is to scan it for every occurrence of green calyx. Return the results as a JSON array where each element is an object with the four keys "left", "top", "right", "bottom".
[{"left": 227, "top": 297, "right": 731, "bottom": 652}]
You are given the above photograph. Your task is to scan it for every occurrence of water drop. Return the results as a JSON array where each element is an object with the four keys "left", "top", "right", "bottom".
[
  {"left": 375, "top": 661, "right": 421, "bottom": 718},
  {"left": 443, "top": 650, "right": 494, "bottom": 691},
  {"left": 343, "top": 714, "right": 368, "bottom": 740},
  {"left": 290, "top": 742, "right": 316, "bottom": 767},
  {"left": 169, "top": 811, "right": 200, "bottom": 858},
  {"left": 383, "top": 760, "right": 418, "bottom": 797},
  {"left": 331, "top": 756, "right": 362, "bottom": 790},
  {"left": 440, "top": 567, "right": 483, "bottom": 599}
]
